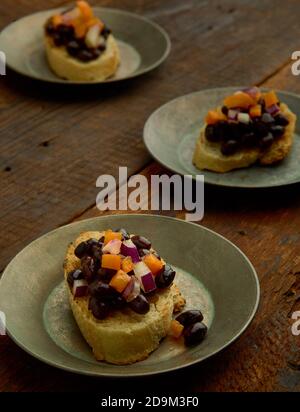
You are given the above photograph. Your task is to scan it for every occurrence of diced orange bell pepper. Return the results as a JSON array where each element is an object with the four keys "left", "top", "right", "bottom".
[
  {"left": 143, "top": 254, "right": 164, "bottom": 276},
  {"left": 52, "top": 15, "right": 63, "bottom": 27},
  {"left": 249, "top": 104, "right": 262, "bottom": 118},
  {"left": 205, "top": 110, "right": 226, "bottom": 125},
  {"left": 101, "top": 254, "right": 121, "bottom": 271},
  {"left": 121, "top": 257, "right": 134, "bottom": 273},
  {"left": 169, "top": 320, "right": 184, "bottom": 338},
  {"left": 77, "top": 1, "right": 93, "bottom": 21},
  {"left": 109, "top": 270, "right": 131, "bottom": 293},
  {"left": 264, "top": 90, "right": 279, "bottom": 108},
  {"left": 224, "top": 92, "right": 256, "bottom": 109},
  {"left": 74, "top": 21, "right": 88, "bottom": 38},
  {"left": 104, "top": 230, "right": 122, "bottom": 245}
]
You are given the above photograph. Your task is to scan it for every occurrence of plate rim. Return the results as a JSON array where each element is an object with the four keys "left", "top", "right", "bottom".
[
  {"left": 0, "top": 214, "right": 260, "bottom": 377},
  {"left": 143, "top": 86, "right": 300, "bottom": 189},
  {"left": 0, "top": 6, "right": 171, "bottom": 85}
]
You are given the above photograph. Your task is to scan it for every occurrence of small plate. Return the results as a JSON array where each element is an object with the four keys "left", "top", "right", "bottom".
[
  {"left": 0, "top": 215, "right": 259, "bottom": 377},
  {"left": 0, "top": 7, "right": 170, "bottom": 84},
  {"left": 144, "top": 87, "right": 300, "bottom": 188}
]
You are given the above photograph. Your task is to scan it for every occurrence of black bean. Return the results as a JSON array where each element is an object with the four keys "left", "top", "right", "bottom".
[
  {"left": 90, "top": 48, "right": 102, "bottom": 59},
  {"left": 89, "top": 281, "right": 116, "bottom": 300},
  {"left": 53, "top": 33, "right": 64, "bottom": 47},
  {"left": 129, "top": 294, "right": 150, "bottom": 314},
  {"left": 98, "top": 44, "right": 106, "bottom": 52},
  {"left": 184, "top": 322, "right": 207, "bottom": 346},
  {"left": 216, "top": 120, "right": 230, "bottom": 141},
  {"left": 89, "top": 297, "right": 110, "bottom": 319},
  {"left": 131, "top": 235, "right": 151, "bottom": 250},
  {"left": 77, "top": 49, "right": 95, "bottom": 62},
  {"left": 67, "top": 269, "right": 84, "bottom": 286},
  {"left": 102, "top": 26, "right": 111, "bottom": 39},
  {"left": 74, "top": 241, "right": 89, "bottom": 259},
  {"left": 259, "top": 133, "right": 274, "bottom": 149},
  {"left": 205, "top": 124, "right": 219, "bottom": 142},
  {"left": 138, "top": 248, "right": 150, "bottom": 257},
  {"left": 66, "top": 40, "right": 81, "bottom": 57},
  {"left": 139, "top": 248, "right": 160, "bottom": 258},
  {"left": 176, "top": 310, "right": 204, "bottom": 327},
  {"left": 56, "top": 24, "right": 74, "bottom": 40},
  {"left": 253, "top": 120, "right": 269, "bottom": 138},
  {"left": 86, "top": 238, "right": 99, "bottom": 248},
  {"left": 155, "top": 264, "right": 175, "bottom": 288},
  {"left": 242, "top": 132, "right": 258, "bottom": 147},
  {"left": 97, "top": 267, "right": 116, "bottom": 282},
  {"left": 221, "top": 140, "right": 239, "bottom": 156},
  {"left": 221, "top": 105, "right": 228, "bottom": 116},
  {"left": 45, "top": 22, "right": 56, "bottom": 36},
  {"left": 81, "top": 256, "right": 96, "bottom": 281},
  {"left": 228, "top": 123, "right": 242, "bottom": 141},
  {"left": 270, "top": 125, "right": 285, "bottom": 138},
  {"left": 111, "top": 295, "right": 126, "bottom": 310},
  {"left": 275, "top": 114, "right": 289, "bottom": 126},
  {"left": 90, "top": 244, "right": 103, "bottom": 261}
]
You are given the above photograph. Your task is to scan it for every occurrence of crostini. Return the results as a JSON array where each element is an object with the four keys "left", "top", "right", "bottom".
[
  {"left": 64, "top": 229, "right": 186, "bottom": 365},
  {"left": 44, "top": 1, "right": 120, "bottom": 81},
  {"left": 193, "top": 87, "right": 297, "bottom": 173}
]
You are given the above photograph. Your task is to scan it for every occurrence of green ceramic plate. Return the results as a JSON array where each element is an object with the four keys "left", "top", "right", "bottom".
[
  {"left": 0, "top": 7, "right": 170, "bottom": 84},
  {"left": 144, "top": 87, "right": 300, "bottom": 188},
  {"left": 0, "top": 215, "right": 259, "bottom": 377}
]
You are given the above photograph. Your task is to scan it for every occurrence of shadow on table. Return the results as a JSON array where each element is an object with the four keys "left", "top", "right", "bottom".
[
  {"left": 2, "top": 66, "right": 156, "bottom": 103},
  {"left": 204, "top": 181, "right": 300, "bottom": 214}
]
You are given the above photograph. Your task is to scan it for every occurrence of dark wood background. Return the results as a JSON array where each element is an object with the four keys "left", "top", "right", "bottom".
[{"left": 1, "top": 0, "right": 300, "bottom": 392}]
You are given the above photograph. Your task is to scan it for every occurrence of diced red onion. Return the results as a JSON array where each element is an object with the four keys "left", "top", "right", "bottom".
[
  {"left": 134, "top": 262, "right": 156, "bottom": 294},
  {"left": 73, "top": 279, "right": 88, "bottom": 298},
  {"left": 122, "top": 277, "right": 141, "bottom": 302},
  {"left": 242, "top": 87, "right": 259, "bottom": 98},
  {"left": 102, "top": 239, "right": 122, "bottom": 255},
  {"left": 228, "top": 109, "right": 239, "bottom": 121},
  {"left": 266, "top": 104, "right": 280, "bottom": 116},
  {"left": 237, "top": 112, "right": 250, "bottom": 124},
  {"left": 121, "top": 240, "right": 140, "bottom": 263}
]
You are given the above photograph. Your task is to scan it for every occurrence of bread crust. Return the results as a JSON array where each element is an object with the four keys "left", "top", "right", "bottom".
[
  {"left": 64, "top": 231, "right": 185, "bottom": 365},
  {"left": 45, "top": 35, "right": 120, "bottom": 81},
  {"left": 193, "top": 103, "right": 297, "bottom": 173}
]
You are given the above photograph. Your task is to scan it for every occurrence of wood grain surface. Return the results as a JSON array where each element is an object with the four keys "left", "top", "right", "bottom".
[{"left": 1, "top": 0, "right": 300, "bottom": 392}]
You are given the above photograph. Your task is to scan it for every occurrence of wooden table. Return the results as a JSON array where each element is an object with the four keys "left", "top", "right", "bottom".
[{"left": 1, "top": 0, "right": 300, "bottom": 392}]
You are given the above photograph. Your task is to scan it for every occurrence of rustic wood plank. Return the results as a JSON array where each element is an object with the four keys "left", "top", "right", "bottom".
[
  {"left": 67, "top": 166, "right": 300, "bottom": 392},
  {"left": 2, "top": 0, "right": 300, "bottom": 271},
  {"left": 264, "top": 62, "right": 300, "bottom": 94},
  {"left": 2, "top": 158, "right": 300, "bottom": 392}
]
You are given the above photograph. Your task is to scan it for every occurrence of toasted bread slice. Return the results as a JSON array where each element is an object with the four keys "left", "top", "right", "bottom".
[
  {"left": 63, "top": 231, "right": 185, "bottom": 365},
  {"left": 193, "top": 103, "right": 297, "bottom": 173},
  {"left": 45, "top": 34, "right": 120, "bottom": 81}
]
